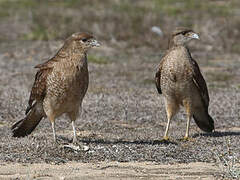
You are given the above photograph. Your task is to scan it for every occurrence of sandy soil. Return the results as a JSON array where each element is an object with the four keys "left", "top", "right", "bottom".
[{"left": 0, "top": 161, "right": 223, "bottom": 180}]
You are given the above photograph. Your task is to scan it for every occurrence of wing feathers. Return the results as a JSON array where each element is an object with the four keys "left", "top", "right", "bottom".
[
  {"left": 190, "top": 58, "right": 214, "bottom": 132},
  {"left": 155, "top": 69, "right": 162, "bottom": 94},
  {"left": 191, "top": 59, "right": 210, "bottom": 107},
  {"left": 155, "top": 54, "right": 168, "bottom": 94}
]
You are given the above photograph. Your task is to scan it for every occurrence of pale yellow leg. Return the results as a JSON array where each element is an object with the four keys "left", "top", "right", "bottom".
[
  {"left": 51, "top": 121, "right": 56, "bottom": 142},
  {"left": 71, "top": 121, "right": 77, "bottom": 143},
  {"left": 184, "top": 115, "right": 191, "bottom": 140},
  {"left": 48, "top": 114, "right": 57, "bottom": 143},
  {"left": 183, "top": 100, "right": 192, "bottom": 141},
  {"left": 67, "top": 110, "right": 79, "bottom": 144},
  {"left": 163, "top": 115, "right": 171, "bottom": 141},
  {"left": 163, "top": 100, "right": 179, "bottom": 141}
]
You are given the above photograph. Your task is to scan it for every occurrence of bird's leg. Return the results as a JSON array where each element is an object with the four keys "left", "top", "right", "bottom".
[
  {"left": 48, "top": 114, "right": 57, "bottom": 143},
  {"left": 51, "top": 121, "right": 57, "bottom": 143},
  {"left": 163, "top": 102, "right": 178, "bottom": 141},
  {"left": 163, "top": 116, "right": 171, "bottom": 141},
  {"left": 184, "top": 115, "right": 191, "bottom": 140},
  {"left": 67, "top": 111, "right": 79, "bottom": 144},
  {"left": 183, "top": 100, "right": 193, "bottom": 141},
  {"left": 72, "top": 121, "right": 77, "bottom": 143},
  {"left": 67, "top": 110, "right": 90, "bottom": 151}
]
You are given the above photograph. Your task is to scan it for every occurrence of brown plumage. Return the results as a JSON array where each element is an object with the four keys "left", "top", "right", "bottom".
[
  {"left": 155, "top": 27, "right": 214, "bottom": 140},
  {"left": 11, "top": 32, "right": 100, "bottom": 143}
]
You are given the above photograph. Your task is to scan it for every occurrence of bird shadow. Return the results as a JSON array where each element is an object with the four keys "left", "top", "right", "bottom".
[
  {"left": 56, "top": 131, "right": 240, "bottom": 145},
  {"left": 57, "top": 136, "right": 73, "bottom": 143},
  {"left": 192, "top": 131, "right": 240, "bottom": 138},
  {"left": 54, "top": 136, "right": 177, "bottom": 145},
  {"left": 80, "top": 138, "right": 178, "bottom": 145}
]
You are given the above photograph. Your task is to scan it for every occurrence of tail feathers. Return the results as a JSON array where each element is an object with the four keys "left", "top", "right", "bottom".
[
  {"left": 193, "top": 111, "right": 214, "bottom": 132},
  {"left": 11, "top": 104, "right": 44, "bottom": 137}
]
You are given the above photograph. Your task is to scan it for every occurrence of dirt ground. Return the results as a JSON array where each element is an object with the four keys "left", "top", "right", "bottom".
[{"left": 0, "top": 161, "right": 223, "bottom": 179}]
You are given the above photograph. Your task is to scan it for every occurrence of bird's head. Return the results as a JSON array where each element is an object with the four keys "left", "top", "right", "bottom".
[
  {"left": 170, "top": 27, "right": 199, "bottom": 47},
  {"left": 65, "top": 32, "right": 100, "bottom": 52}
]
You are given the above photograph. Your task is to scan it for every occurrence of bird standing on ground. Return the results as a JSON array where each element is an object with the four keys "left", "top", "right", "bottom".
[
  {"left": 11, "top": 32, "right": 100, "bottom": 143},
  {"left": 155, "top": 27, "right": 214, "bottom": 140}
]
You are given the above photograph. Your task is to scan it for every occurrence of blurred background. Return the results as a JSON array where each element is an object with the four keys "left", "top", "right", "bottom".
[{"left": 0, "top": 0, "right": 239, "bottom": 53}]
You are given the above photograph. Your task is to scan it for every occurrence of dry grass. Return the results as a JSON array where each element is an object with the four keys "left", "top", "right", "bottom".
[{"left": 0, "top": 0, "right": 240, "bottom": 53}]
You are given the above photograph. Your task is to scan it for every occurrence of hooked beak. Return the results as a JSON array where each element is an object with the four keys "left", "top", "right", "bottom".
[
  {"left": 190, "top": 33, "right": 200, "bottom": 40},
  {"left": 90, "top": 39, "right": 100, "bottom": 47}
]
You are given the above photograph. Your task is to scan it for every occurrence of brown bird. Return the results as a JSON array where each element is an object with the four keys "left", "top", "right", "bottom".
[
  {"left": 155, "top": 27, "right": 214, "bottom": 140},
  {"left": 11, "top": 32, "right": 100, "bottom": 143}
]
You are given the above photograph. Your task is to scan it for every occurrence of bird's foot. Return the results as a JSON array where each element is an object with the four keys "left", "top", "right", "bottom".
[
  {"left": 72, "top": 137, "right": 78, "bottom": 144},
  {"left": 53, "top": 136, "right": 65, "bottom": 145},
  {"left": 161, "top": 136, "right": 170, "bottom": 142},
  {"left": 63, "top": 142, "right": 89, "bottom": 151},
  {"left": 53, "top": 139, "right": 60, "bottom": 145},
  {"left": 81, "top": 144, "right": 90, "bottom": 151},
  {"left": 182, "top": 136, "right": 194, "bottom": 141}
]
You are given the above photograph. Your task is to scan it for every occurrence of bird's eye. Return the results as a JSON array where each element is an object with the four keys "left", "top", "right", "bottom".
[
  {"left": 81, "top": 38, "right": 87, "bottom": 42},
  {"left": 182, "top": 31, "right": 192, "bottom": 36}
]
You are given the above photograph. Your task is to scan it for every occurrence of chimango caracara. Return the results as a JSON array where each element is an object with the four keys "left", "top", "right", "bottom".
[
  {"left": 11, "top": 32, "right": 100, "bottom": 143},
  {"left": 155, "top": 27, "right": 214, "bottom": 140}
]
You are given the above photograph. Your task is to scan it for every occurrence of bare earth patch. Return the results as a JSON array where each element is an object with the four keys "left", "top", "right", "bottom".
[{"left": 0, "top": 161, "right": 223, "bottom": 179}]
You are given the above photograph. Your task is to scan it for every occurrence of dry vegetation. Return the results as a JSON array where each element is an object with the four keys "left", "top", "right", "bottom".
[{"left": 0, "top": 0, "right": 240, "bottom": 179}]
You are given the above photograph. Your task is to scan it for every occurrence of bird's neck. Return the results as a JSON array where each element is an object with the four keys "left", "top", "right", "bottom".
[
  {"left": 169, "top": 43, "right": 188, "bottom": 51},
  {"left": 169, "top": 45, "right": 192, "bottom": 61},
  {"left": 174, "top": 46, "right": 193, "bottom": 65},
  {"left": 169, "top": 40, "right": 187, "bottom": 48},
  {"left": 59, "top": 48, "right": 87, "bottom": 67},
  {"left": 71, "top": 52, "right": 87, "bottom": 66}
]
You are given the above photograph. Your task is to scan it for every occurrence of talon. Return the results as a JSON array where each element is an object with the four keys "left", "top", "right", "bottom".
[
  {"left": 183, "top": 136, "right": 188, "bottom": 140},
  {"left": 72, "top": 137, "right": 78, "bottom": 144},
  {"left": 163, "top": 136, "right": 169, "bottom": 141},
  {"left": 54, "top": 139, "right": 60, "bottom": 145}
]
